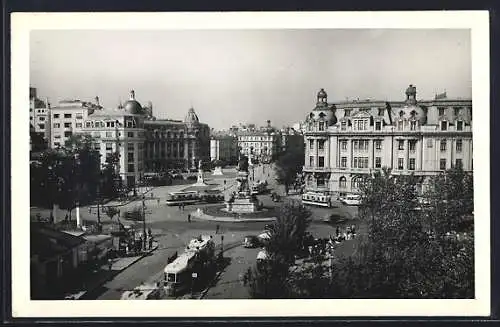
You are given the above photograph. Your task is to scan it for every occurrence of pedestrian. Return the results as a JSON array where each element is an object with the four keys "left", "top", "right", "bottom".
[
  {"left": 88, "top": 207, "right": 91, "bottom": 214},
  {"left": 157, "top": 198, "right": 160, "bottom": 206},
  {"left": 336, "top": 226, "right": 340, "bottom": 237},
  {"left": 224, "top": 180, "right": 226, "bottom": 185},
  {"left": 149, "top": 236, "right": 153, "bottom": 250},
  {"left": 188, "top": 214, "right": 191, "bottom": 223},
  {"left": 151, "top": 192, "right": 154, "bottom": 198},
  {"left": 108, "top": 259, "right": 112, "bottom": 271},
  {"left": 178, "top": 204, "right": 181, "bottom": 211},
  {"left": 216, "top": 224, "right": 220, "bottom": 234}
]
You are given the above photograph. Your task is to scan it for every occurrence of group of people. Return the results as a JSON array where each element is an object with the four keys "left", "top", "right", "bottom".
[{"left": 303, "top": 224, "right": 358, "bottom": 258}]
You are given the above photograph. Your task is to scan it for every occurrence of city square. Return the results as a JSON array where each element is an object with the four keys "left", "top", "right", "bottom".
[{"left": 26, "top": 26, "right": 476, "bottom": 304}]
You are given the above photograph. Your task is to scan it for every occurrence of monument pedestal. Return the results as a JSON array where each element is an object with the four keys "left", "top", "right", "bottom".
[
  {"left": 212, "top": 166, "right": 223, "bottom": 176},
  {"left": 224, "top": 170, "right": 259, "bottom": 214}
]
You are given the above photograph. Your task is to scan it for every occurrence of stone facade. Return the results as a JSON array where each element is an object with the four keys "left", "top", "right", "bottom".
[{"left": 303, "top": 86, "right": 473, "bottom": 197}]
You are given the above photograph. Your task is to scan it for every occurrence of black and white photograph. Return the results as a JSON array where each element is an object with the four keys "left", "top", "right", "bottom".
[{"left": 11, "top": 11, "right": 490, "bottom": 317}]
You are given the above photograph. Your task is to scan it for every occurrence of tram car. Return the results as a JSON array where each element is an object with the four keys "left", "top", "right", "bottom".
[
  {"left": 301, "top": 191, "right": 333, "bottom": 208},
  {"left": 165, "top": 191, "right": 199, "bottom": 206},
  {"left": 163, "top": 235, "right": 216, "bottom": 296},
  {"left": 199, "top": 190, "right": 225, "bottom": 203}
]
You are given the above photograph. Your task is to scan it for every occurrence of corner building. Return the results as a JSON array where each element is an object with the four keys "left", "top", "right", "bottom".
[{"left": 303, "top": 86, "right": 472, "bottom": 199}]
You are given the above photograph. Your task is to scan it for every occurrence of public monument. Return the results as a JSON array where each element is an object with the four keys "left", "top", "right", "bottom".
[
  {"left": 193, "top": 159, "right": 208, "bottom": 187},
  {"left": 224, "top": 154, "right": 259, "bottom": 213}
]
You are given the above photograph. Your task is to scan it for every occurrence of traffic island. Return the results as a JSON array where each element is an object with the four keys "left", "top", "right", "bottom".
[{"left": 192, "top": 205, "right": 277, "bottom": 223}]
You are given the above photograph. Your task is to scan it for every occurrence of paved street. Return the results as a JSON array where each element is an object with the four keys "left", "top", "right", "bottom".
[
  {"left": 31, "top": 163, "right": 363, "bottom": 300},
  {"left": 203, "top": 245, "right": 261, "bottom": 299}
]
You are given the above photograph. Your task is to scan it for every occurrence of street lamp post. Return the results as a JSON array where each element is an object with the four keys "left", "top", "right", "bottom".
[{"left": 142, "top": 195, "right": 147, "bottom": 251}]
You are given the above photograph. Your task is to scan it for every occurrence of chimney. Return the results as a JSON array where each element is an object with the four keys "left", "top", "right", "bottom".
[
  {"left": 46, "top": 97, "right": 50, "bottom": 109},
  {"left": 267, "top": 120, "right": 271, "bottom": 128},
  {"left": 95, "top": 96, "right": 100, "bottom": 106},
  {"left": 130, "top": 90, "right": 135, "bottom": 100}
]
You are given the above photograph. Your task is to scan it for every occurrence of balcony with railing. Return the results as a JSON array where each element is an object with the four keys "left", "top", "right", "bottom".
[{"left": 303, "top": 165, "right": 331, "bottom": 172}]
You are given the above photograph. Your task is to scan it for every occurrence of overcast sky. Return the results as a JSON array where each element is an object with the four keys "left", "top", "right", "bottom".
[{"left": 30, "top": 29, "right": 471, "bottom": 129}]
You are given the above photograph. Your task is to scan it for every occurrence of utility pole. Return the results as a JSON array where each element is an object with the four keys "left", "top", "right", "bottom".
[
  {"left": 97, "top": 185, "right": 101, "bottom": 229},
  {"left": 142, "top": 195, "right": 147, "bottom": 251}
]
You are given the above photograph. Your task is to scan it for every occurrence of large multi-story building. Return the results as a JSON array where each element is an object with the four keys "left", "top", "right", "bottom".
[
  {"left": 70, "top": 90, "right": 209, "bottom": 187},
  {"left": 303, "top": 86, "right": 472, "bottom": 200},
  {"left": 49, "top": 98, "right": 102, "bottom": 148},
  {"left": 238, "top": 121, "right": 280, "bottom": 163},
  {"left": 29, "top": 87, "right": 50, "bottom": 150},
  {"left": 143, "top": 107, "right": 210, "bottom": 172},
  {"left": 278, "top": 127, "right": 305, "bottom": 155},
  {"left": 210, "top": 133, "right": 239, "bottom": 164}
]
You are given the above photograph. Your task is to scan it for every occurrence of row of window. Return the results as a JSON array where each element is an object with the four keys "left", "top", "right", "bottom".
[
  {"left": 336, "top": 139, "right": 464, "bottom": 152},
  {"left": 239, "top": 136, "right": 274, "bottom": 141},
  {"left": 53, "top": 113, "right": 83, "bottom": 119},
  {"left": 53, "top": 122, "right": 82, "bottom": 129},
  {"left": 340, "top": 106, "right": 467, "bottom": 119},
  {"left": 148, "top": 131, "right": 184, "bottom": 139}
]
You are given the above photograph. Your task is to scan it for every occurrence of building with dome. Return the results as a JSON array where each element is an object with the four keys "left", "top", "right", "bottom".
[
  {"left": 75, "top": 90, "right": 210, "bottom": 187},
  {"left": 302, "top": 85, "right": 473, "bottom": 203}
]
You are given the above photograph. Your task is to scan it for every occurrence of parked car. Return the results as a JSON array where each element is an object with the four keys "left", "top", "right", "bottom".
[
  {"left": 243, "top": 235, "right": 261, "bottom": 248},
  {"left": 341, "top": 194, "right": 361, "bottom": 206}
]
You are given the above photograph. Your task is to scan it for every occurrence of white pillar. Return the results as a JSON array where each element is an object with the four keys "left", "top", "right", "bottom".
[
  {"left": 76, "top": 204, "right": 81, "bottom": 228},
  {"left": 52, "top": 203, "right": 59, "bottom": 224}
]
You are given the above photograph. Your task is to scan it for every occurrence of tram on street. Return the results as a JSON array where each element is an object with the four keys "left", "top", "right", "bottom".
[
  {"left": 165, "top": 191, "right": 200, "bottom": 206},
  {"left": 163, "top": 235, "right": 216, "bottom": 296},
  {"left": 199, "top": 190, "right": 225, "bottom": 203},
  {"left": 301, "top": 191, "right": 333, "bottom": 208}
]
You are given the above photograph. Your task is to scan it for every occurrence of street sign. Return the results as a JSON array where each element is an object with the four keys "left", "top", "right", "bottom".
[{"left": 192, "top": 272, "right": 198, "bottom": 278}]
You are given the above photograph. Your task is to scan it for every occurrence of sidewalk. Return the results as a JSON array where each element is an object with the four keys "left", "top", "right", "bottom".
[{"left": 65, "top": 241, "right": 159, "bottom": 300}]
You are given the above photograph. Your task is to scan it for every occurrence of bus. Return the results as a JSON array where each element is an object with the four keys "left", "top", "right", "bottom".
[
  {"left": 163, "top": 235, "right": 216, "bottom": 296},
  {"left": 302, "top": 192, "right": 333, "bottom": 208},
  {"left": 165, "top": 191, "right": 199, "bottom": 206}
]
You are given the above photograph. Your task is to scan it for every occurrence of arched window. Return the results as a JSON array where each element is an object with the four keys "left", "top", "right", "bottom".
[
  {"left": 410, "top": 110, "right": 416, "bottom": 118},
  {"left": 351, "top": 177, "right": 360, "bottom": 190},
  {"left": 399, "top": 110, "right": 404, "bottom": 118},
  {"left": 339, "top": 176, "right": 347, "bottom": 188}
]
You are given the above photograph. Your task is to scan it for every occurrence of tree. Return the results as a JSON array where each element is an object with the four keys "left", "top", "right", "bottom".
[
  {"left": 280, "top": 168, "right": 474, "bottom": 299},
  {"left": 102, "top": 151, "right": 122, "bottom": 199},
  {"left": 243, "top": 258, "right": 291, "bottom": 299},
  {"left": 328, "top": 168, "right": 474, "bottom": 298},
  {"left": 274, "top": 147, "right": 304, "bottom": 195},
  {"left": 244, "top": 199, "right": 312, "bottom": 298},
  {"left": 265, "top": 199, "right": 312, "bottom": 263},
  {"left": 424, "top": 166, "right": 474, "bottom": 235},
  {"left": 30, "top": 135, "right": 101, "bottom": 218}
]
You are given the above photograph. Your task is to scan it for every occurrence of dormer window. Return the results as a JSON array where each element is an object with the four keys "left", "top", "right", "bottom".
[
  {"left": 318, "top": 122, "right": 325, "bottom": 131},
  {"left": 399, "top": 110, "right": 404, "bottom": 118},
  {"left": 441, "top": 121, "right": 448, "bottom": 131},
  {"left": 454, "top": 107, "right": 461, "bottom": 116},
  {"left": 344, "top": 109, "right": 351, "bottom": 117},
  {"left": 354, "top": 119, "right": 368, "bottom": 131},
  {"left": 341, "top": 121, "right": 347, "bottom": 131},
  {"left": 438, "top": 107, "right": 446, "bottom": 116},
  {"left": 410, "top": 120, "right": 417, "bottom": 131},
  {"left": 375, "top": 121, "right": 381, "bottom": 131},
  {"left": 378, "top": 108, "right": 385, "bottom": 116},
  {"left": 456, "top": 120, "right": 463, "bottom": 131},
  {"left": 410, "top": 110, "right": 416, "bottom": 118}
]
